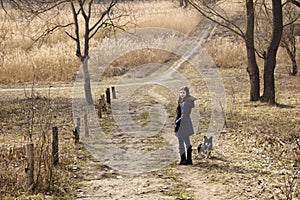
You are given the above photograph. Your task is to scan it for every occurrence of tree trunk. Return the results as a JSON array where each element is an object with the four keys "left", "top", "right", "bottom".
[
  {"left": 291, "top": 60, "right": 298, "bottom": 75},
  {"left": 261, "top": 0, "right": 283, "bottom": 104},
  {"left": 82, "top": 56, "right": 94, "bottom": 105},
  {"left": 262, "top": 64, "right": 276, "bottom": 104},
  {"left": 287, "top": 48, "right": 298, "bottom": 75},
  {"left": 282, "top": 30, "right": 298, "bottom": 76},
  {"left": 246, "top": 0, "right": 260, "bottom": 101}
]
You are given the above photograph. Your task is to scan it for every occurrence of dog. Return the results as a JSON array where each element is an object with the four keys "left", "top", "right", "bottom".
[{"left": 197, "top": 136, "right": 213, "bottom": 158}]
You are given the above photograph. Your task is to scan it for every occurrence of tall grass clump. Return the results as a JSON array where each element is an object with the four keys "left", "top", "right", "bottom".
[
  {"left": 133, "top": 1, "right": 200, "bottom": 34},
  {"left": 0, "top": 95, "right": 76, "bottom": 198},
  {"left": 204, "top": 36, "right": 299, "bottom": 70},
  {"left": 204, "top": 37, "right": 247, "bottom": 68},
  {"left": 0, "top": 42, "right": 80, "bottom": 84}
]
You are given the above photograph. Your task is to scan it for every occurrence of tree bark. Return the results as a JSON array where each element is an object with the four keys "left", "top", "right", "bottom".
[
  {"left": 281, "top": 22, "right": 298, "bottom": 76},
  {"left": 246, "top": 0, "right": 260, "bottom": 101},
  {"left": 261, "top": 0, "right": 283, "bottom": 104},
  {"left": 82, "top": 56, "right": 94, "bottom": 105},
  {"left": 286, "top": 47, "right": 298, "bottom": 75},
  {"left": 291, "top": 59, "right": 298, "bottom": 75}
]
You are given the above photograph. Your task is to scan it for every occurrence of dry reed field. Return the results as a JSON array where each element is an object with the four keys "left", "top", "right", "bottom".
[
  {"left": 0, "top": 1, "right": 201, "bottom": 85},
  {"left": 0, "top": 0, "right": 300, "bottom": 199},
  {"left": 0, "top": 0, "right": 297, "bottom": 84}
]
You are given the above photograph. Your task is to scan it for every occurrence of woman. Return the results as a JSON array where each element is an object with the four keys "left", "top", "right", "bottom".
[{"left": 174, "top": 86, "right": 196, "bottom": 165}]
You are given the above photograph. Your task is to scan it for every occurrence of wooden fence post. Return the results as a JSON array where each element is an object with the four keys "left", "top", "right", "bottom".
[
  {"left": 84, "top": 114, "right": 89, "bottom": 137},
  {"left": 106, "top": 88, "right": 111, "bottom": 105},
  {"left": 112, "top": 86, "right": 117, "bottom": 99},
  {"left": 101, "top": 94, "right": 106, "bottom": 112},
  {"left": 73, "top": 118, "right": 80, "bottom": 144},
  {"left": 98, "top": 98, "right": 102, "bottom": 118},
  {"left": 52, "top": 126, "right": 59, "bottom": 166},
  {"left": 25, "top": 143, "right": 34, "bottom": 193}
]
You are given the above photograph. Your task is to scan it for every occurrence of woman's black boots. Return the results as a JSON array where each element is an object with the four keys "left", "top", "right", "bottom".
[
  {"left": 186, "top": 146, "right": 193, "bottom": 165},
  {"left": 179, "top": 152, "right": 187, "bottom": 165},
  {"left": 178, "top": 146, "right": 193, "bottom": 165}
]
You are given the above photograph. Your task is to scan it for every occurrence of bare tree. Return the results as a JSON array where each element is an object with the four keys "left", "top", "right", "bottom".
[
  {"left": 281, "top": 25, "right": 298, "bottom": 76},
  {"left": 256, "top": 0, "right": 299, "bottom": 77},
  {"left": 281, "top": 3, "right": 299, "bottom": 75},
  {"left": 246, "top": 0, "right": 260, "bottom": 101},
  {"left": 0, "top": 13, "right": 7, "bottom": 67},
  {"left": 260, "top": 0, "right": 283, "bottom": 104},
  {"left": 189, "top": 0, "right": 260, "bottom": 101},
  {"left": 66, "top": 0, "right": 127, "bottom": 104},
  {"left": 1, "top": 0, "right": 127, "bottom": 104},
  {"left": 255, "top": 0, "right": 299, "bottom": 102},
  {"left": 189, "top": 0, "right": 298, "bottom": 104}
]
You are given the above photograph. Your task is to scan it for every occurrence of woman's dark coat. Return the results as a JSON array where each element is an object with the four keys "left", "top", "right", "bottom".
[{"left": 174, "top": 96, "right": 195, "bottom": 138}]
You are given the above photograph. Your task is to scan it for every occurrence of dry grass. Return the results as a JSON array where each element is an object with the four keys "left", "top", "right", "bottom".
[
  {"left": 132, "top": 1, "right": 200, "bottom": 33},
  {"left": 0, "top": 0, "right": 298, "bottom": 84},
  {"left": 104, "top": 49, "right": 177, "bottom": 77},
  {"left": 205, "top": 37, "right": 247, "bottom": 68},
  {"left": 0, "top": 0, "right": 300, "bottom": 198},
  {"left": 204, "top": 33, "right": 300, "bottom": 70},
  {"left": 1, "top": 43, "right": 80, "bottom": 84},
  {"left": 0, "top": 96, "right": 78, "bottom": 197},
  {"left": 0, "top": 0, "right": 200, "bottom": 85}
]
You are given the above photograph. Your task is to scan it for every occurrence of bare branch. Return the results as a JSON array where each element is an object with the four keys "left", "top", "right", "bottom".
[
  {"left": 31, "top": 23, "right": 74, "bottom": 42},
  {"left": 289, "top": 0, "right": 300, "bottom": 7},
  {"left": 255, "top": 49, "right": 265, "bottom": 59},
  {"left": 188, "top": 0, "right": 246, "bottom": 40},
  {"left": 79, "top": 0, "right": 89, "bottom": 21},
  {"left": 283, "top": 16, "right": 300, "bottom": 28},
  {"left": 87, "top": 0, "right": 94, "bottom": 20},
  {"left": 90, "top": 0, "right": 117, "bottom": 34},
  {"left": 282, "top": 4, "right": 300, "bottom": 28},
  {"left": 70, "top": 1, "right": 81, "bottom": 58},
  {"left": 65, "top": 31, "right": 77, "bottom": 41},
  {"left": 2, "top": 0, "right": 70, "bottom": 18}
]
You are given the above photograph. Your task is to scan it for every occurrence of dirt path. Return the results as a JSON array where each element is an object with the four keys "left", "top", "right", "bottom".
[
  {"left": 71, "top": 77, "right": 272, "bottom": 199},
  {"left": 73, "top": 115, "right": 281, "bottom": 200},
  {"left": 74, "top": 133, "right": 273, "bottom": 200},
  {"left": 69, "top": 13, "right": 264, "bottom": 200},
  {"left": 72, "top": 76, "right": 225, "bottom": 199}
]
